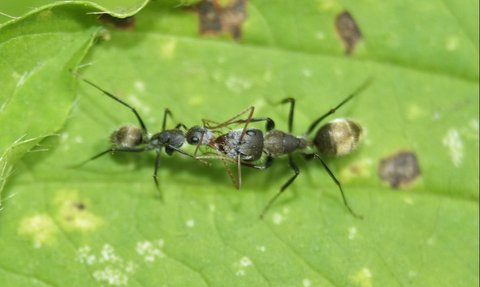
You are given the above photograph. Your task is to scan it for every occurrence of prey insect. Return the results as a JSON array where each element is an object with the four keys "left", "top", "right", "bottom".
[
  {"left": 185, "top": 106, "right": 264, "bottom": 189},
  {"left": 218, "top": 79, "right": 371, "bottom": 219},
  {"left": 73, "top": 76, "right": 200, "bottom": 197}
]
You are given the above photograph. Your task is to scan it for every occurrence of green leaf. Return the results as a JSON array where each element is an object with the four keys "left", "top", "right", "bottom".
[
  {"left": 0, "top": 0, "right": 149, "bottom": 24},
  {"left": 0, "top": 1, "right": 478, "bottom": 287},
  {"left": 0, "top": 3, "right": 100, "bottom": 202}
]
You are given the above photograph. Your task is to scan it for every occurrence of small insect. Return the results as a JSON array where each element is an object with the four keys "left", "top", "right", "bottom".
[
  {"left": 185, "top": 106, "right": 264, "bottom": 189},
  {"left": 72, "top": 76, "right": 200, "bottom": 197},
  {"left": 216, "top": 79, "right": 371, "bottom": 218}
]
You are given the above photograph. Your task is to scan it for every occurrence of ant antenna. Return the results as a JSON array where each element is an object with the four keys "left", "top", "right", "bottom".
[
  {"left": 306, "top": 78, "right": 373, "bottom": 135},
  {"left": 71, "top": 71, "right": 149, "bottom": 134}
]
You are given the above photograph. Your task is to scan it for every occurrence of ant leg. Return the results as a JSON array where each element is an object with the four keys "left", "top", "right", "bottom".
[
  {"left": 152, "top": 149, "right": 162, "bottom": 197},
  {"left": 175, "top": 123, "right": 188, "bottom": 130},
  {"left": 313, "top": 153, "right": 363, "bottom": 219},
  {"left": 167, "top": 145, "right": 210, "bottom": 165},
  {"left": 279, "top": 98, "right": 295, "bottom": 133},
  {"left": 162, "top": 109, "right": 173, "bottom": 131},
  {"left": 195, "top": 152, "right": 239, "bottom": 188},
  {"left": 71, "top": 147, "right": 146, "bottom": 168},
  {"left": 236, "top": 154, "right": 242, "bottom": 190},
  {"left": 259, "top": 155, "right": 299, "bottom": 219},
  {"left": 306, "top": 78, "right": 373, "bottom": 135},
  {"left": 241, "top": 156, "right": 274, "bottom": 170},
  {"left": 203, "top": 106, "right": 254, "bottom": 130},
  {"left": 71, "top": 148, "right": 113, "bottom": 168},
  {"left": 203, "top": 106, "right": 255, "bottom": 145},
  {"left": 74, "top": 75, "right": 149, "bottom": 134},
  {"left": 217, "top": 117, "right": 276, "bottom": 132}
]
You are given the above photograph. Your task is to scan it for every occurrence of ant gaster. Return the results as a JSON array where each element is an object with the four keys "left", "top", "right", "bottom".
[
  {"left": 221, "top": 79, "right": 371, "bottom": 219},
  {"left": 73, "top": 75, "right": 200, "bottom": 197}
]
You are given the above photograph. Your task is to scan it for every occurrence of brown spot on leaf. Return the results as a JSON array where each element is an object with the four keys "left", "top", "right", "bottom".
[
  {"left": 378, "top": 151, "right": 421, "bottom": 188},
  {"left": 99, "top": 14, "right": 136, "bottom": 31},
  {"left": 190, "top": 0, "right": 247, "bottom": 40},
  {"left": 72, "top": 201, "right": 86, "bottom": 211},
  {"left": 335, "top": 10, "right": 362, "bottom": 55}
]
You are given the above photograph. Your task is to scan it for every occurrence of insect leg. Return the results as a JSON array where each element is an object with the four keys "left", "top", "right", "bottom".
[
  {"left": 313, "top": 153, "right": 363, "bottom": 219},
  {"left": 162, "top": 108, "right": 173, "bottom": 131},
  {"left": 152, "top": 149, "right": 162, "bottom": 197},
  {"left": 279, "top": 97, "right": 295, "bottom": 133},
  {"left": 71, "top": 147, "right": 146, "bottom": 168},
  {"left": 259, "top": 155, "right": 299, "bottom": 219}
]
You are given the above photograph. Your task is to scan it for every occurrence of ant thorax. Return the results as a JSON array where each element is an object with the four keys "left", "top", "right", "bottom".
[
  {"left": 110, "top": 125, "right": 144, "bottom": 148},
  {"left": 149, "top": 129, "right": 186, "bottom": 151},
  {"left": 215, "top": 128, "right": 264, "bottom": 161},
  {"left": 263, "top": 130, "right": 309, "bottom": 157},
  {"left": 313, "top": 118, "right": 361, "bottom": 156}
]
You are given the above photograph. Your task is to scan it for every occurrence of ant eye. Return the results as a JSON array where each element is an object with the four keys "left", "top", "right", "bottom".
[
  {"left": 191, "top": 136, "right": 199, "bottom": 144},
  {"left": 246, "top": 130, "right": 256, "bottom": 136}
]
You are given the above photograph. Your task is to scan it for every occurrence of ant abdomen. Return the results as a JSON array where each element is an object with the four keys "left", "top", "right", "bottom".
[
  {"left": 313, "top": 119, "right": 361, "bottom": 156},
  {"left": 110, "top": 125, "right": 144, "bottom": 148}
]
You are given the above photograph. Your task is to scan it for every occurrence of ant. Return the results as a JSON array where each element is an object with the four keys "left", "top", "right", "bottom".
[
  {"left": 72, "top": 75, "right": 202, "bottom": 197},
  {"left": 210, "top": 79, "right": 372, "bottom": 219},
  {"left": 185, "top": 107, "right": 264, "bottom": 189}
]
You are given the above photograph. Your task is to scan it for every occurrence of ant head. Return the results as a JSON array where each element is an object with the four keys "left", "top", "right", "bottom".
[
  {"left": 186, "top": 126, "right": 213, "bottom": 145},
  {"left": 313, "top": 119, "right": 361, "bottom": 156},
  {"left": 110, "top": 125, "right": 145, "bottom": 148}
]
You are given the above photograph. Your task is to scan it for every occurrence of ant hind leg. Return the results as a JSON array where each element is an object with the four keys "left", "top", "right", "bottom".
[{"left": 259, "top": 155, "right": 299, "bottom": 219}]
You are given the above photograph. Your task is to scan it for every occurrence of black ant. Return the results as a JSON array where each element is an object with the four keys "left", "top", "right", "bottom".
[
  {"left": 210, "top": 79, "right": 372, "bottom": 219},
  {"left": 72, "top": 76, "right": 201, "bottom": 197},
  {"left": 185, "top": 107, "right": 264, "bottom": 189}
]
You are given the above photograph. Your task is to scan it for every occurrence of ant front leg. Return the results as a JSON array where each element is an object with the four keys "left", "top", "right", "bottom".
[
  {"left": 259, "top": 155, "right": 299, "bottom": 219},
  {"left": 162, "top": 108, "right": 173, "bottom": 131},
  {"left": 71, "top": 147, "right": 146, "bottom": 168},
  {"left": 279, "top": 97, "right": 295, "bottom": 133}
]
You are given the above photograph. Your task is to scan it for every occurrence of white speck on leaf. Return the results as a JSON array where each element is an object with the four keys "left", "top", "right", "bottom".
[
  {"left": 445, "top": 36, "right": 459, "bottom": 51},
  {"left": 240, "top": 256, "right": 252, "bottom": 267},
  {"left": 303, "top": 278, "right": 312, "bottom": 287},
  {"left": 272, "top": 212, "right": 284, "bottom": 225},
  {"left": 403, "top": 197, "right": 414, "bottom": 205},
  {"left": 77, "top": 246, "right": 97, "bottom": 265},
  {"left": 135, "top": 240, "right": 165, "bottom": 263},
  {"left": 352, "top": 267, "right": 373, "bottom": 287},
  {"left": 186, "top": 219, "right": 195, "bottom": 228},
  {"left": 99, "top": 244, "right": 121, "bottom": 263},
  {"left": 77, "top": 244, "right": 136, "bottom": 285},
  {"left": 18, "top": 214, "right": 58, "bottom": 248},
  {"left": 133, "top": 80, "right": 145, "bottom": 93},
  {"left": 225, "top": 75, "right": 252, "bottom": 93},
  {"left": 209, "top": 204, "right": 216, "bottom": 212},
  {"left": 256, "top": 245, "right": 266, "bottom": 252},
  {"left": 128, "top": 95, "right": 151, "bottom": 115},
  {"left": 161, "top": 38, "right": 177, "bottom": 59},
  {"left": 442, "top": 129, "right": 464, "bottom": 167},
  {"left": 302, "top": 68, "right": 312, "bottom": 77},
  {"left": 93, "top": 266, "right": 128, "bottom": 286},
  {"left": 348, "top": 227, "right": 358, "bottom": 240}
]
